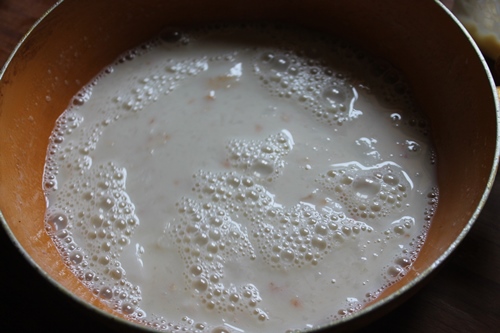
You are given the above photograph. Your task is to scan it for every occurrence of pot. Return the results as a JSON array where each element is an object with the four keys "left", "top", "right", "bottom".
[{"left": 0, "top": 0, "right": 498, "bottom": 332}]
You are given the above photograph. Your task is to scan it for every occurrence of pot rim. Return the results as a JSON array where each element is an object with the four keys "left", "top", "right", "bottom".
[{"left": 1, "top": 0, "right": 498, "bottom": 331}]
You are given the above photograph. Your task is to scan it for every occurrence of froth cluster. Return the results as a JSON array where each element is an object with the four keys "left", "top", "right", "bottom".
[
  {"left": 165, "top": 129, "right": 426, "bottom": 328},
  {"left": 226, "top": 131, "right": 294, "bottom": 182},
  {"left": 170, "top": 197, "right": 267, "bottom": 320},
  {"left": 45, "top": 161, "right": 144, "bottom": 318},
  {"left": 316, "top": 162, "right": 411, "bottom": 221},
  {"left": 254, "top": 50, "right": 360, "bottom": 127},
  {"left": 186, "top": 165, "right": 373, "bottom": 272},
  {"left": 251, "top": 29, "right": 428, "bottom": 133},
  {"left": 138, "top": 315, "right": 237, "bottom": 333}
]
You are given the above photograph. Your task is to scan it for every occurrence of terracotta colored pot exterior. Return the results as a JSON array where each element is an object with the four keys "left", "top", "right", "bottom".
[{"left": 1, "top": 0, "right": 498, "bottom": 331}]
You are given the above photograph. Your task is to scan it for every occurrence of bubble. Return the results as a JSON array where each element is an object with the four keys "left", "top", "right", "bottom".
[
  {"left": 118, "top": 236, "right": 130, "bottom": 246},
  {"left": 99, "top": 286, "right": 113, "bottom": 300},
  {"left": 110, "top": 268, "right": 123, "bottom": 279},
  {"left": 209, "top": 229, "right": 221, "bottom": 241},
  {"left": 190, "top": 265, "right": 203, "bottom": 276},
  {"left": 395, "top": 257, "right": 411, "bottom": 267},
  {"left": 99, "top": 255, "right": 110, "bottom": 265},
  {"left": 195, "top": 323, "right": 207, "bottom": 330},
  {"left": 69, "top": 251, "right": 84, "bottom": 264},
  {"left": 84, "top": 272, "right": 94, "bottom": 281},
  {"left": 406, "top": 140, "right": 421, "bottom": 153},
  {"left": 352, "top": 176, "right": 381, "bottom": 198},
  {"left": 56, "top": 229, "right": 69, "bottom": 239},
  {"left": 101, "top": 241, "right": 112, "bottom": 252},
  {"left": 387, "top": 265, "right": 403, "bottom": 278},
  {"left": 91, "top": 214, "right": 104, "bottom": 228},
  {"left": 283, "top": 65, "right": 297, "bottom": 76},
  {"left": 382, "top": 174, "right": 399, "bottom": 186},
  {"left": 192, "top": 278, "right": 208, "bottom": 293},
  {"left": 390, "top": 113, "right": 402, "bottom": 126},
  {"left": 242, "top": 178, "right": 254, "bottom": 187},
  {"left": 121, "top": 303, "right": 135, "bottom": 315},
  {"left": 340, "top": 174, "right": 353, "bottom": 185},
  {"left": 115, "top": 219, "right": 127, "bottom": 230},
  {"left": 281, "top": 249, "right": 295, "bottom": 262},
  {"left": 251, "top": 159, "right": 274, "bottom": 177},
  {"left": 370, "top": 202, "right": 382, "bottom": 212},
  {"left": 270, "top": 55, "right": 290, "bottom": 72},
  {"left": 229, "top": 293, "right": 240, "bottom": 303},
  {"left": 195, "top": 233, "right": 209, "bottom": 246},
  {"left": 99, "top": 196, "right": 114, "bottom": 210},
  {"left": 260, "top": 52, "right": 274, "bottom": 63},
  {"left": 322, "top": 85, "right": 348, "bottom": 104},
  {"left": 393, "top": 225, "right": 405, "bottom": 235},
  {"left": 47, "top": 213, "right": 68, "bottom": 232},
  {"left": 227, "top": 176, "right": 240, "bottom": 187}
]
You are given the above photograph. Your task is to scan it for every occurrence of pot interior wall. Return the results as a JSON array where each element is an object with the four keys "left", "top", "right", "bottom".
[{"left": 0, "top": 0, "right": 497, "bottom": 328}]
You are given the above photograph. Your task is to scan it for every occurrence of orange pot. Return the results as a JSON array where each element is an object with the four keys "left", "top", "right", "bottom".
[{"left": 0, "top": 0, "right": 498, "bottom": 331}]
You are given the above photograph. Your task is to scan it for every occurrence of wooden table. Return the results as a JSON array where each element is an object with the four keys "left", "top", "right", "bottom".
[{"left": 1, "top": 1, "right": 498, "bottom": 332}]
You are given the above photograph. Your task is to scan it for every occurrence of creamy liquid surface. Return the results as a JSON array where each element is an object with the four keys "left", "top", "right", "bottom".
[{"left": 43, "top": 25, "right": 438, "bottom": 333}]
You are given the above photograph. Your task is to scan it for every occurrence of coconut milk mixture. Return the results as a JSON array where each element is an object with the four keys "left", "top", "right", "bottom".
[{"left": 43, "top": 25, "right": 438, "bottom": 332}]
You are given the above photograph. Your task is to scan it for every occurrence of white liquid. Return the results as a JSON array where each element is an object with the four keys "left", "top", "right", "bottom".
[{"left": 43, "top": 25, "right": 438, "bottom": 333}]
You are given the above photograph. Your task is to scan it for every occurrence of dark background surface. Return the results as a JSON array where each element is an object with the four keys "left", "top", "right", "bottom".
[{"left": 1, "top": 1, "right": 499, "bottom": 332}]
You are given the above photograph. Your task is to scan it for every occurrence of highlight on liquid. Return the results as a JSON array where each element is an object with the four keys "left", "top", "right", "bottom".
[{"left": 42, "top": 24, "right": 438, "bottom": 333}]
